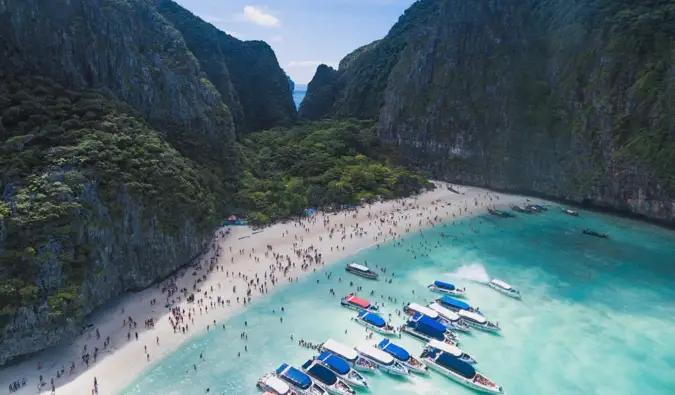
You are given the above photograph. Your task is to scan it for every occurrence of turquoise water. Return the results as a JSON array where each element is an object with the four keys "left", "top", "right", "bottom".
[{"left": 120, "top": 210, "right": 675, "bottom": 395}]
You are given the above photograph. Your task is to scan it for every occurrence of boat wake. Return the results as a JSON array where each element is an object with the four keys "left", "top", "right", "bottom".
[{"left": 445, "top": 263, "right": 490, "bottom": 284}]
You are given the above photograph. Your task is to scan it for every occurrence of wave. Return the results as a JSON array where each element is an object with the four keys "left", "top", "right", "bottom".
[{"left": 446, "top": 263, "right": 490, "bottom": 284}]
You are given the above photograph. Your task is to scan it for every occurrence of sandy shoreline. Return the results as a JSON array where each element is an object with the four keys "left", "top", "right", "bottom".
[{"left": 0, "top": 183, "right": 535, "bottom": 395}]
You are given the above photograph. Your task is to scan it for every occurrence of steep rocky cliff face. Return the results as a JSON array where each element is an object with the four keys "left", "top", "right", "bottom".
[
  {"left": 0, "top": 0, "right": 292, "bottom": 365},
  {"left": 297, "top": 64, "right": 340, "bottom": 120},
  {"left": 156, "top": 0, "right": 297, "bottom": 134},
  {"left": 302, "top": 0, "right": 675, "bottom": 224}
]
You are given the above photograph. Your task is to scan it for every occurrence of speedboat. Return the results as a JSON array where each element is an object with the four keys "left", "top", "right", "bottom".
[
  {"left": 511, "top": 205, "right": 532, "bottom": 213},
  {"left": 353, "top": 311, "right": 398, "bottom": 336},
  {"left": 561, "top": 207, "right": 579, "bottom": 216},
  {"left": 320, "top": 339, "right": 377, "bottom": 373},
  {"left": 427, "top": 302, "right": 471, "bottom": 333},
  {"left": 345, "top": 263, "right": 378, "bottom": 280},
  {"left": 376, "top": 338, "right": 428, "bottom": 374},
  {"left": 275, "top": 363, "right": 327, "bottom": 395},
  {"left": 487, "top": 207, "right": 514, "bottom": 218},
  {"left": 532, "top": 204, "right": 548, "bottom": 211},
  {"left": 425, "top": 339, "right": 476, "bottom": 364},
  {"left": 436, "top": 295, "right": 482, "bottom": 315},
  {"left": 420, "top": 348, "right": 503, "bottom": 394},
  {"left": 403, "top": 312, "right": 458, "bottom": 345},
  {"left": 404, "top": 302, "right": 466, "bottom": 334},
  {"left": 457, "top": 310, "right": 501, "bottom": 333},
  {"left": 301, "top": 359, "right": 355, "bottom": 395},
  {"left": 488, "top": 279, "right": 521, "bottom": 299},
  {"left": 582, "top": 229, "right": 609, "bottom": 238},
  {"left": 427, "top": 281, "right": 467, "bottom": 297},
  {"left": 340, "top": 294, "right": 379, "bottom": 312},
  {"left": 355, "top": 344, "right": 410, "bottom": 376},
  {"left": 257, "top": 374, "right": 299, "bottom": 395},
  {"left": 315, "top": 352, "right": 369, "bottom": 389}
]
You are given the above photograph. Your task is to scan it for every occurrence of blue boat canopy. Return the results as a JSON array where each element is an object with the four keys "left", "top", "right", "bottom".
[
  {"left": 414, "top": 312, "right": 447, "bottom": 333},
  {"left": 302, "top": 360, "right": 338, "bottom": 386},
  {"left": 410, "top": 313, "right": 445, "bottom": 341},
  {"left": 276, "top": 363, "right": 312, "bottom": 389},
  {"left": 318, "top": 352, "right": 350, "bottom": 375},
  {"left": 359, "top": 311, "right": 386, "bottom": 327},
  {"left": 436, "top": 351, "right": 476, "bottom": 379},
  {"left": 378, "top": 339, "right": 410, "bottom": 361},
  {"left": 434, "top": 280, "right": 456, "bottom": 290},
  {"left": 439, "top": 295, "right": 471, "bottom": 311}
]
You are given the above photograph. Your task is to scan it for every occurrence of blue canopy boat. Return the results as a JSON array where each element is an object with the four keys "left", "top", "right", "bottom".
[
  {"left": 403, "top": 312, "right": 458, "bottom": 345},
  {"left": 437, "top": 295, "right": 482, "bottom": 315},
  {"left": 420, "top": 349, "right": 503, "bottom": 394},
  {"left": 301, "top": 360, "right": 355, "bottom": 395},
  {"left": 276, "top": 363, "right": 326, "bottom": 395},
  {"left": 428, "top": 280, "right": 467, "bottom": 297},
  {"left": 353, "top": 311, "right": 397, "bottom": 335},
  {"left": 376, "top": 339, "right": 428, "bottom": 374},
  {"left": 316, "top": 352, "right": 369, "bottom": 389}
]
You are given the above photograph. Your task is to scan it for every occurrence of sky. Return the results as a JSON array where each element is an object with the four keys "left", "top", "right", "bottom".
[{"left": 175, "top": 0, "right": 416, "bottom": 83}]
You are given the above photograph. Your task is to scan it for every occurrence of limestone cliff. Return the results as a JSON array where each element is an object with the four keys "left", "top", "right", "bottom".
[{"left": 301, "top": 0, "right": 675, "bottom": 224}]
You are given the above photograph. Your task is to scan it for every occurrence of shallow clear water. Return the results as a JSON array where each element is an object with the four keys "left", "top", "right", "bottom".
[{"left": 120, "top": 210, "right": 675, "bottom": 395}]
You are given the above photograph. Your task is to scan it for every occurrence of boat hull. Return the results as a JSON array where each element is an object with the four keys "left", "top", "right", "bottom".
[
  {"left": 487, "top": 283, "right": 521, "bottom": 300},
  {"left": 357, "top": 354, "right": 409, "bottom": 376},
  {"left": 345, "top": 267, "right": 378, "bottom": 280},
  {"left": 340, "top": 301, "right": 378, "bottom": 313},
  {"left": 464, "top": 320, "right": 501, "bottom": 333},
  {"left": 424, "top": 359, "right": 502, "bottom": 394},
  {"left": 402, "top": 327, "right": 457, "bottom": 346},
  {"left": 400, "top": 356, "right": 428, "bottom": 374},
  {"left": 276, "top": 376, "right": 326, "bottom": 395},
  {"left": 353, "top": 318, "right": 397, "bottom": 336},
  {"left": 428, "top": 285, "right": 467, "bottom": 298},
  {"left": 352, "top": 357, "right": 377, "bottom": 373},
  {"left": 307, "top": 377, "right": 354, "bottom": 395},
  {"left": 438, "top": 317, "right": 472, "bottom": 333}
]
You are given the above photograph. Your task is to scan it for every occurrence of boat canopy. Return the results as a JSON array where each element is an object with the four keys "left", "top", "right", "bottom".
[
  {"left": 412, "top": 312, "right": 447, "bottom": 333},
  {"left": 302, "top": 360, "right": 338, "bottom": 386},
  {"left": 434, "top": 280, "right": 456, "bottom": 290},
  {"left": 348, "top": 263, "right": 370, "bottom": 272},
  {"left": 428, "top": 303, "right": 460, "bottom": 321},
  {"left": 427, "top": 339, "right": 462, "bottom": 357},
  {"left": 262, "top": 375, "right": 292, "bottom": 395},
  {"left": 406, "top": 303, "right": 439, "bottom": 319},
  {"left": 378, "top": 339, "right": 410, "bottom": 361},
  {"left": 276, "top": 363, "right": 312, "bottom": 390},
  {"left": 436, "top": 351, "right": 476, "bottom": 379},
  {"left": 457, "top": 309, "right": 487, "bottom": 324},
  {"left": 345, "top": 295, "right": 371, "bottom": 308},
  {"left": 322, "top": 339, "right": 358, "bottom": 362},
  {"left": 490, "top": 279, "right": 512, "bottom": 290},
  {"left": 439, "top": 295, "right": 472, "bottom": 311},
  {"left": 356, "top": 344, "right": 394, "bottom": 365},
  {"left": 358, "top": 311, "right": 386, "bottom": 327},
  {"left": 409, "top": 313, "right": 445, "bottom": 341},
  {"left": 317, "top": 352, "right": 350, "bottom": 375}
]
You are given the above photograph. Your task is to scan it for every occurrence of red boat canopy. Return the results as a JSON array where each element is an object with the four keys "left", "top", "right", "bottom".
[{"left": 346, "top": 295, "right": 371, "bottom": 308}]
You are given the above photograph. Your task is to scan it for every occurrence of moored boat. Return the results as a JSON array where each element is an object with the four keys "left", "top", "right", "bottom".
[
  {"left": 487, "top": 207, "right": 514, "bottom": 218},
  {"left": 403, "top": 312, "right": 458, "bottom": 345},
  {"left": 355, "top": 344, "right": 410, "bottom": 376},
  {"left": 561, "top": 207, "right": 579, "bottom": 216},
  {"left": 427, "top": 302, "right": 472, "bottom": 333},
  {"left": 353, "top": 311, "right": 398, "bottom": 336},
  {"left": 301, "top": 359, "right": 355, "bottom": 395},
  {"left": 427, "top": 280, "right": 467, "bottom": 297},
  {"left": 420, "top": 348, "right": 503, "bottom": 394},
  {"left": 315, "top": 352, "right": 369, "bottom": 389},
  {"left": 345, "top": 263, "right": 378, "bottom": 280},
  {"left": 582, "top": 229, "right": 609, "bottom": 238},
  {"left": 404, "top": 302, "right": 465, "bottom": 334},
  {"left": 511, "top": 204, "right": 532, "bottom": 213},
  {"left": 320, "top": 339, "right": 377, "bottom": 372},
  {"left": 257, "top": 374, "right": 299, "bottom": 395},
  {"left": 457, "top": 310, "right": 501, "bottom": 333},
  {"left": 425, "top": 339, "right": 476, "bottom": 364},
  {"left": 340, "top": 294, "right": 379, "bottom": 313},
  {"left": 376, "top": 338, "right": 428, "bottom": 374},
  {"left": 436, "top": 295, "right": 482, "bottom": 315},
  {"left": 275, "top": 363, "right": 328, "bottom": 395},
  {"left": 488, "top": 279, "right": 521, "bottom": 299}
]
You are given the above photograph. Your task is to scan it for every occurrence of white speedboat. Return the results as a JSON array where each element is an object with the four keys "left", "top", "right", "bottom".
[
  {"left": 340, "top": 294, "right": 380, "bottom": 312},
  {"left": 403, "top": 302, "right": 440, "bottom": 320},
  {"left": 428, "top": 280, "right": 467, "bottom": 297},
  {"left": 276, "top": 363, "right": 328, "bottom": 395},
  {"left": 257, "top": 374, "right": 299, "bottom": 395},
  {"left": 425, "top": 339, "right": 476, "bottom": 364},
  {"left": 301, "top": 359, "right": 355, "bottom": 395},
  {"left": 355, "top": 344, "right": 410, "bottom": 376},
  {"left": 353, "top": 311, "right": 398, "bottom": 336},
  {"left": 488, "top": 279, "right": 521, "bottom": 299},
  {"left": 405, "top": 302, "right": 468, "bottom": 334},
  {"left": 320, "top": 339, "right": 377, "bottom": 373},
  {"left": 376, "top": 338, "right": 428, "bottom": 374},
  {"left": 457, "top": 310, "right": 501, "bottom": 333},
  {"left": 421, "top": 348, "right": 503, "bottom": 394},
  {"left": 403, "top": 312, "right": 458, "bottom": 345},
  {"left": 316, "top": 352, "right": 369, "bottom": 389},
  {"left": 345, "top": 263, "right": 378, "bottom": 280},
  {"left": 427, "top": 302, "right": 472, "bottom": 333}
]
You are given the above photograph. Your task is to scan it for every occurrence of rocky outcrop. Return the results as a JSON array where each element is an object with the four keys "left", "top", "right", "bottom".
[
  {"left": 156, "top": 0, "right": 297, "bottom": 134},
  {"left": 301, "top": 0, "right": 675, "bottom": 224},
  {"left": 298, "top": 65, "right": 340, "bottom": 120}
]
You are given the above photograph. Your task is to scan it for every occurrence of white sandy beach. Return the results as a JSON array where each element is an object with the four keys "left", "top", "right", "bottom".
[{"left": 0, "top": 183, "right": 536, "bottom": 395}]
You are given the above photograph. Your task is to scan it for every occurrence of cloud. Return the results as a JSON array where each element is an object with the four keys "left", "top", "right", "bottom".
[
  {"left": 242, "top": 6, "right": 280, "bottom": 27},
  {"left": 269, "top": 35, "right": 283, "bottom": 43},
  {"left": 287, "top": 61, "right": 335, "bottom": 68}
]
